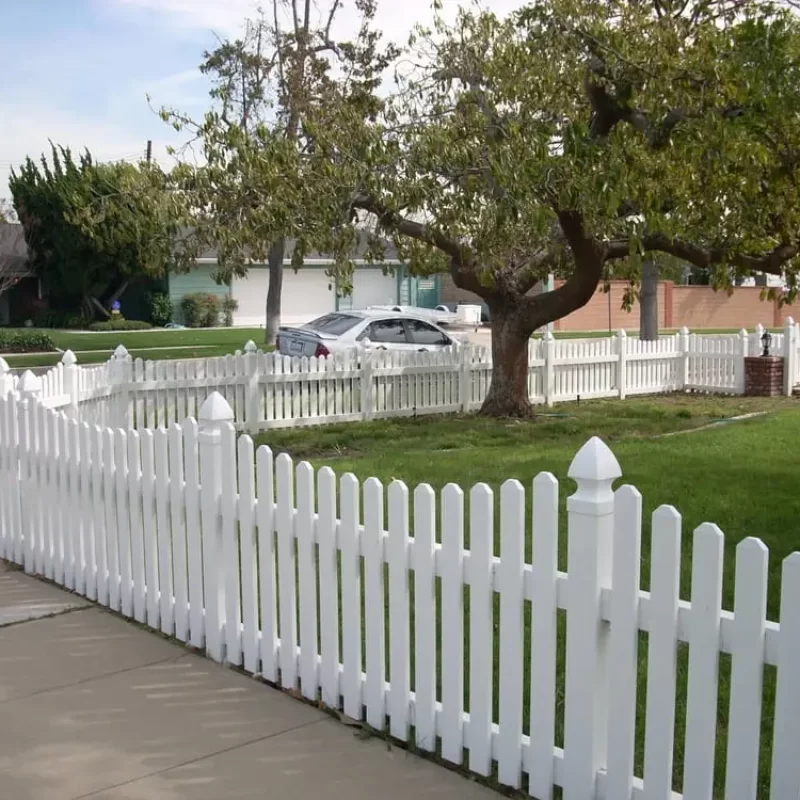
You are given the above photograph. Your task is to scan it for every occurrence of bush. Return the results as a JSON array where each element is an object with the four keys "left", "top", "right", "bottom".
[
  {"left": 182, "top": 293, "right": 221, "bottom": 328},
  {"left": 88, "top": 319, "right": 153, "bottom": 332},
  {"left": 0, "top": 330, "right": 56, "bottom": 353},
  {"left": 33, "top": 310, "right": 92, "bottom": 329},
  {"left": 221, "top": 295, "right": 239, "bottom": 327},
  {"left": 147, "top": 292, "right": 173, "bottom": 327}
]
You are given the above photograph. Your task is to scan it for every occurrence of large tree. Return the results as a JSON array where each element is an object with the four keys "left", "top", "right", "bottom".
[
  {"left": 160, "top": 0, "right": 398, "bottom": 344},
  {"left": 10, "top": 146, "right": 178, "bottom": 318},
  {"left": 232, "top": 0, "right": 800, "bottom": 415}
]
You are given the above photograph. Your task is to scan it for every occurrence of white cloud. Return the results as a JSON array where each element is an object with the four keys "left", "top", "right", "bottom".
[
  {"left": 107, "top": 0, "right": 523, "bottom": 44},
  {"left": 0, "top": 101, "right": 182, "bottom": 198}
]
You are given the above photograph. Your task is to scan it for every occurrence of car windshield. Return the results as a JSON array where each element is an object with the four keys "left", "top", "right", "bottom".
[{"left": 303, "top": 314, "right": 361, "bottom": 336}]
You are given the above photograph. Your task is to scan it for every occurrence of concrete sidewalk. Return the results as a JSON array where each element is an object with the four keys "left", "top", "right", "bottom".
[{"left": 0, "top": 562, "right": 495, "bottom": 800}]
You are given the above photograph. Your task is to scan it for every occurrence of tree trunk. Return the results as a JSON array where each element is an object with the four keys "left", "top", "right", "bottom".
[
  {"left": 479, "top": 306, "right": 533, "bottom": 417},
  {"left": 640, "top": 261, "right": 659, "bottom": 341},
  {"left": 264, "top": 238, "right": 285, "bottom": 346}
]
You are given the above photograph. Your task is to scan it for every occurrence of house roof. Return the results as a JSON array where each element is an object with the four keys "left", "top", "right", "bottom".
[
  {"left": 0, "top": 224, "right": 32, "bottom": 276},
  {"left": 195, "top": 229, "right": 401, "bottom": 263}
]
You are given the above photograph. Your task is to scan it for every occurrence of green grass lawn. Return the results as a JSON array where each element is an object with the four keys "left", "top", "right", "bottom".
[
  {"left": 3, "top": 327, "right": 269, "bottom": 368},
  {"left": 255, "top": 395, "right": 800, "bottom": 795}
]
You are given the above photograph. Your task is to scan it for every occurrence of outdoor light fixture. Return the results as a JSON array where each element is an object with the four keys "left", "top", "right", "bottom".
[{"left": 761, "top": 330, "right": 772, "bottom": 357}]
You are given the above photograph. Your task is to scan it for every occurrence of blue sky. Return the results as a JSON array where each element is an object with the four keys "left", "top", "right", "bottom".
[{"left": 1, "top": 0, "right": 520, "bottom": 199}]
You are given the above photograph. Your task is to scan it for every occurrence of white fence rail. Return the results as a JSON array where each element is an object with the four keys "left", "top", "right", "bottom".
[{"left": 0, "top": 387, "right": 798, "bottom": 799}]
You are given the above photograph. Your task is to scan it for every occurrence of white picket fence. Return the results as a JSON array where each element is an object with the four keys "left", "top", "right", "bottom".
[
  {"left": 4, "top": 321, "right": 795, "bottom": 434},
  {"left": 0, "top": 384, "right": 798, "bottom": 799}
]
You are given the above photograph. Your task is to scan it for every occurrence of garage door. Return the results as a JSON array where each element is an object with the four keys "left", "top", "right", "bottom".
[
  {"left": 350, "top": 268, "right": 398, "bottom": 309},
  {"left": 232, "top": 267, "right": 336, "bottom": 327}
]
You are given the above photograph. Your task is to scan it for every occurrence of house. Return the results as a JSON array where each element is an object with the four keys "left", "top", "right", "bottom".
[
  {"left": 170, "top": 237, "right": 443, "bottom": 327},
  {"left": 0, "top": 223, "right": 39, "bottom": 326}
]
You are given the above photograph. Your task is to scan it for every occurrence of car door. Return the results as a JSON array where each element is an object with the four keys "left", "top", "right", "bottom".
[
  {"left": 358, "top": 318, "right": 415, "bottom": 351},
  {"left": 404, "top": 318, "right": 454, "bottom": 350}
]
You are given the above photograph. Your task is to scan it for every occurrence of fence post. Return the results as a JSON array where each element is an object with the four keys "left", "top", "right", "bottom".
[
  {"left": 459, "top": 343, "right": 472, "bottom": 413},
  {"left": 17, "top": 370, "right": 41, "bottom": 574},
  {"left": 62, "top": 349, "right": 79, "bottom": 417},
  {"left": 783, "top": 317, "right": 797, "bottom": 396},
  {"left": 543, "top": 331, "right": 555, "bottom": 407},
  {"left": 679, "top": 326, "right": 690, "bottom": 390},
  {"left": 113, "top": 344, "right": 131, "bottom": 428},
  {"left": 0, "top": 357, "right": 12, "bottom": 397},
  {"left": 361, "top": 349, "right": 374, "bottom": 420},
  {"left": 617, "top": 329, "right": 627, "bottom": 399},
  {"left": 198, "top": 391, "right": 234, "bottom": 663},
  {"left": 562, "top": 437, "right": 621, "bottom": 799},
  {"left": 243, "top": 339, "right": 260, "bottom": 434},
  {"left": 736, "top": 329, "right": 749, "bottom": 395}
]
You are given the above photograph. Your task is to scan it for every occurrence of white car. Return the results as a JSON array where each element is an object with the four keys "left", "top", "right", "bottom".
[{"left": 277, "top": 310, "right": 460, "bottom": 358}]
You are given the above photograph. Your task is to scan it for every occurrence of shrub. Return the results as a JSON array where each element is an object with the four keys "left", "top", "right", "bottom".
[
  {"left": 88, "top": 319, "right": 153, "bottom": 332},
  {"left": 0, "top": 330, "right": 56, "bottom": 353},
  {"left": 182, "top": 293, "right": 221, "bottom": 328},
  {"left": 147, "top": 292, "right": 173, "bottom": 327},
  {"left": 221, "top": 295, "right": 239, "bottom": 327},
  {"left": 32, "top": 310, "right": 92, "bottom": 329}
]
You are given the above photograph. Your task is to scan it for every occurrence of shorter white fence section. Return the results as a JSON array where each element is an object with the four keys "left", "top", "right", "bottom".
[
  {"left": 0, "top": 388, "right": 798, "bottom": 800},
  {"left": 26, "top": 319, "right": 786, "bottom": 433}
]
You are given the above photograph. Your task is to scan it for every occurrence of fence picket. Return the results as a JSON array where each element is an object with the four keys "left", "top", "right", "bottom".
[
  {"left": 605, "top": 485, "right": 642, "bottom": 800},
  {"left": 769, "top": 553, "right": 800, "bottom": 800},
  {"left": 318, "top": 466, "right": 340, "bottom": 708},
  {"left": 297, "top": 461, "right": 319, "bottom": 699},
  {"left": 528, "top": 472, "right": 559, "bottom": 799},
  {"left": 725, "top": 538, "right": 768, "bottom": 800},
  {"left": 441, "top": 483, "right": 465, "bottom": 765},
  {"left": 222, "top": 424, "right": 242, "bottom": 666},
  {"left": 364, "top": 477, "right": 386, "bottom": 729},
  {"left": 103, "top": 428, "right": 119, "bottom": 610},
  {"left": 683, "top": 524, "right": 724, "bottom": 798},
  {"left": 276, "top": 452, "right": 298, "bottom": 688},
  {"left": 340, "top": 473, "right": 363, "bottom": 719},
  {"left": 388, "top": 480, "right": 410, "bottom": 741},
  {"left": 468, "top": 483, "right": 494, "bottom": 776},
  {"left": 238, "top": 436, "right": 259, "bottom": 674},
  {"left": 168, "top": 423, "right": 187, "bottom": 640},
  {"left": 140, "top": 429, "right": 158, "bottom": 629},
  {"left": 414, "top": 484, "right": 437, "bottom": 751},
  {"left": 257, "top": 445, "right": 278, "bottom": 681},
  {"left": 127, "top": 431, "right": 146, "bottom": 623},
  {"left": 183, "top": 419, "right": 204, "bottom": 648},
  {"left": 643, "top": 506, "right": 682, "bottom": 800},
  {"left": 498, "top": 479, "right": 525, "bottom": 788}
]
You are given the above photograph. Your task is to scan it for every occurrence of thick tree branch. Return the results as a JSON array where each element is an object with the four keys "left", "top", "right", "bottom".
[
  {"left": 350, "top": 192, "right": 489, "bottom": 298},
  {"left": 604, "top": 234, "right": 798, "bottom": 275}
]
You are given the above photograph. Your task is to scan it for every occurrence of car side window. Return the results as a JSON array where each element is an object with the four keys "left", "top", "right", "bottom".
[
  {"left": 405, "top": 319, "right": 451, "bottom": 346},
  {"left": 362, "top": 319, "right": 408, "bottom": 343}
]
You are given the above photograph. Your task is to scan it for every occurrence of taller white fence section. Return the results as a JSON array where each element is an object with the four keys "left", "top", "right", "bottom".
[{"left": 0, "top": 386, "right": 797, "bottom": 800}]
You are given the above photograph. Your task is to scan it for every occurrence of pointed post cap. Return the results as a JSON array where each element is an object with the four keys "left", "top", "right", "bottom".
[
  {"left": 618, "top": 328, "right": 627, "bottom": 337},
  {"left": 0, "top": 356, "right": 8, "bottom": 376},
  {"left": 61, "top": 349, "right": 78, "bottom": 367},
  {"left": 544, "top": 330, "right": 555, "bottom": 341},
  {"left": 198, "top": 391, "right": 234, "bottom": 431},
  {"left": 18, "top": 370, "right": 41, "bottom": 397},
  {"left": 755, "top": 323, "right": 765, "bottom": 334},
  {"left": 568, "top": 437, "right": 621, "bottom": 508},
  {"left": 739, "top": 328, "right": 748, "bottom": 337},
  {"left": 786, "top": 316, "right": 795, "bottom": 327},
  {"left": 680, "top": 326, "right": 690, "bottom": 335},
  {"left": 113, "top": 344, "right": 129, "bottom": 359},
  {"left": 244, "top": 339, "right": 258, "bottom": 354}
]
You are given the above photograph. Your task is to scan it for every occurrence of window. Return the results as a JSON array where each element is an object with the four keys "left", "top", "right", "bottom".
[
  {"left": 405, "top": 319, "right": 451, "bottom": 346},
  {"left": 305, "top": 314, "right": 360, "bottom": 336},
  {"left": 361, "top": 318, "right": 408, "bottom": 343}
]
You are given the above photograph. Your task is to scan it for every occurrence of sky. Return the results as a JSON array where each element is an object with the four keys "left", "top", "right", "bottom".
[{"left": 1, "top": 0, "right": 522, "bottom": 202}]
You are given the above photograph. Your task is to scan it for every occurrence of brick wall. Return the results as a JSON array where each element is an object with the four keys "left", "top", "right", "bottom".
[{"left": 440, "top": 273, "right": 797, "bottom": 331}]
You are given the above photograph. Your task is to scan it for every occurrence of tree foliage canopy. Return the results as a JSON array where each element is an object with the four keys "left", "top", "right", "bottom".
[{"left": 9, "top": 146, "right": 177, "bottom": 316}]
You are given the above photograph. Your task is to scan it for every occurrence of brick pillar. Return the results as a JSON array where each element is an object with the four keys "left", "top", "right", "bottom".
[{"left": 744, "top": 356, "right": 785, "bottom": 397}]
